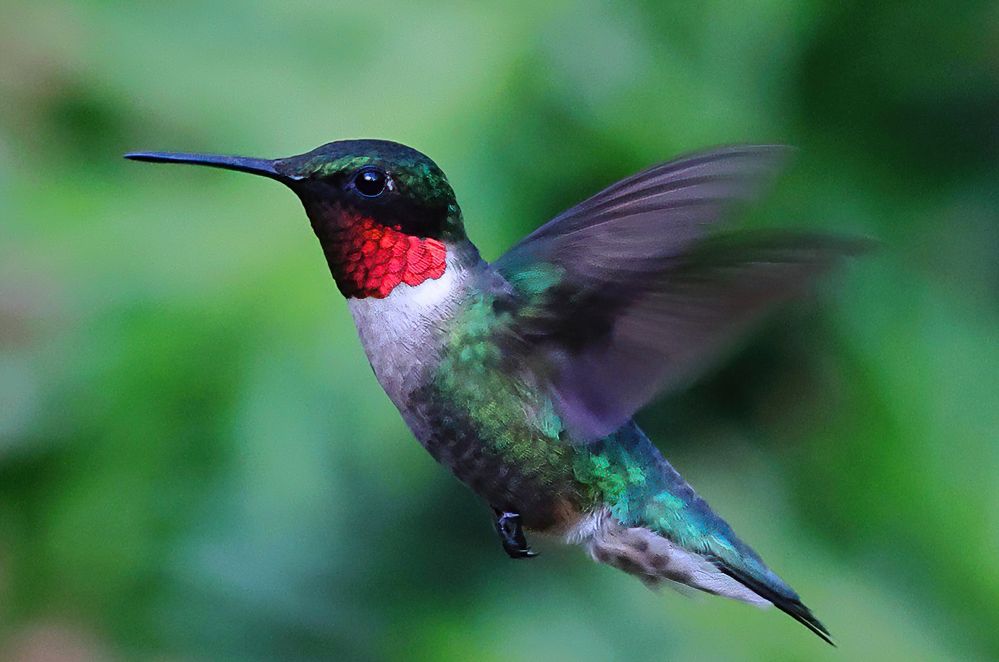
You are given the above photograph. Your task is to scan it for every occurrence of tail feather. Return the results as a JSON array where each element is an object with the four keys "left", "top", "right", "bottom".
[
  {"left": 570, "top": 508, "right": 773, "bottom": 607},
  {"left": 574, "top": 421, "right": 831, "bottom": 644},
  {"left": 713, "top": 561, "right": 834, "bottom": 646}
]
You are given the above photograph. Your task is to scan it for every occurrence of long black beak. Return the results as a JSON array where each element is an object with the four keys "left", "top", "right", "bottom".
[{"left": 124, "top": 151, "right": 299, "bottom": 184}]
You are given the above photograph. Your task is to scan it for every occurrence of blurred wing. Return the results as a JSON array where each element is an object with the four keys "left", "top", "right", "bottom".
[
  {"left": 493, "top": 146, "right": 865, "bottom": 442},
  {"left": 500, "top": 145, "right": 792, "bottom": 272}
]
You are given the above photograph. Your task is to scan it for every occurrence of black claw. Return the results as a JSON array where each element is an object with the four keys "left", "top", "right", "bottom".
[{"left": 492, "top": 509, "right": 538, "bottom": 559}]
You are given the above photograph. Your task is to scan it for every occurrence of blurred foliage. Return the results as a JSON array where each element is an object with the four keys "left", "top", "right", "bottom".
[{"left": 1, "top": 1, "right": 997, "bottom": 660}]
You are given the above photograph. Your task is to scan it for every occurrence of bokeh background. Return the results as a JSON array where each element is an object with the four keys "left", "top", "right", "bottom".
[{"left": 2, "top": 2, "right": 997, "bottom": 660}]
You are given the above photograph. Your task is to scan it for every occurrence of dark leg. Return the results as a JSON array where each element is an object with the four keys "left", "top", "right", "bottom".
[{"left": 492, "top": 508, "right": 538, "bottom": 559}]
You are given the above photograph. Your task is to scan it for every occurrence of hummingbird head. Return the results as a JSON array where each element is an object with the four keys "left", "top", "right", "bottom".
[{"left": 126, "top": 140, "right": 467, "bottom": 299}]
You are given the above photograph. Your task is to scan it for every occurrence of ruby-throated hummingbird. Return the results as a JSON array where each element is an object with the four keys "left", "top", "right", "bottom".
[{"left": 127, "top": 139, "right": 861, "bottom": 645}]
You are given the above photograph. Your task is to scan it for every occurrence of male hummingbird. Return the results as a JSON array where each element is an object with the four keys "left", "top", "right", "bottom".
[{"left": 127, "top": 139, "right": 860, "bottom": 645}]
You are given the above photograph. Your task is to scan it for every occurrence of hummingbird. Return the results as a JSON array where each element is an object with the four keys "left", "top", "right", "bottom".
[{"left": 127, "top": 139, "right": 861, "bottom": 645}]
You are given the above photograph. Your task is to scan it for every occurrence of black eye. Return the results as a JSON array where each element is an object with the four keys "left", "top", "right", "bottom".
[{"left": 353, "top": 167, "right": 388, "bottom": 197}]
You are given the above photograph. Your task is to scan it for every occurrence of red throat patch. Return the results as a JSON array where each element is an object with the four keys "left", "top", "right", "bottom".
[{"left": 325, "top": 216, "right": 447, "bottom": 299}]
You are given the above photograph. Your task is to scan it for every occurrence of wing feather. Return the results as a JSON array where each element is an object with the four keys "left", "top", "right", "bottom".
[{"left": 493, "top": 146, "right": 867, "bottom": 441}]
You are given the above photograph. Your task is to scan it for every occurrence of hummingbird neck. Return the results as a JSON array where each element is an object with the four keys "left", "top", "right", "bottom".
[
  {"left": 311, "top": 202, "right": 454, "bottom": 299},
  {"left": 346, "top": 242, "right": 484, "bottom": 404}
]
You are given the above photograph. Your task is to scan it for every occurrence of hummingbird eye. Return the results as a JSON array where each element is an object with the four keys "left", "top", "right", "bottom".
[{"left": 352, "top": 167, "right": 388, "bottom": 197}]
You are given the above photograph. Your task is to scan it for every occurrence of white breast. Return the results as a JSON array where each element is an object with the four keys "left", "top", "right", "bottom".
[{"left": 347, "top": 251, "right": 470, "bottom": 400}]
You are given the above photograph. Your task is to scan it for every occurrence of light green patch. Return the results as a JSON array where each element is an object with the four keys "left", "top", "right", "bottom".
[
  {"left": 626, "top": 464, "right": 646, "bottom": 485},
  {"left": 306, "top": 154, "right": 373, "bottom": 177},
  {"left": 709, "top": 534, "right": 737, "bottom": 553},
  {"left": 653, "top": 491, "right": 686, "bottom": 510},
  {"left": 505, "top": 262, "right": 565, "bottom": 297}
]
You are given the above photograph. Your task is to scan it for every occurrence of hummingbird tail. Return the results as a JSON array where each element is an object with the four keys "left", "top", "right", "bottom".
[
  {"left": 567, "top": 508, "right": 833, "bottom": 645},
  {"left": 567, "top": 507, "right": 772, "bottom": 605},
  {"left": 568, "top": 421, "right": 833, "bottom": 644}
]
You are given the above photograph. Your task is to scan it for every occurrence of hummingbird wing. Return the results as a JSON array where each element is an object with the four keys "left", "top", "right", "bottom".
[{"left": 493, "top": 146, "right": 866, "bottom": 442}]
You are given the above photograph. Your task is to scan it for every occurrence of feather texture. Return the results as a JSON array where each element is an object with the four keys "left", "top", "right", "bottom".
[{"left": 494, "top": 146, "right": 867, "bottom": 441}]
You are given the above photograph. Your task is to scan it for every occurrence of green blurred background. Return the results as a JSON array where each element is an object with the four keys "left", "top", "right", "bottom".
[{"left": 1, "top": 2, "right": 997, "bottom": 660}]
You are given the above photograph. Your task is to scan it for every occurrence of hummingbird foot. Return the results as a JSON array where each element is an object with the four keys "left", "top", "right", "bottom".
[{"left": 492, "top": 509, "right": 538, "bottom": 559}]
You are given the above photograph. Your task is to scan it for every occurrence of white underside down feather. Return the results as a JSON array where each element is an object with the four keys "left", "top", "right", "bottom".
[{"left": 566, "top": 508, "right": 772, "bottom": 607}]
